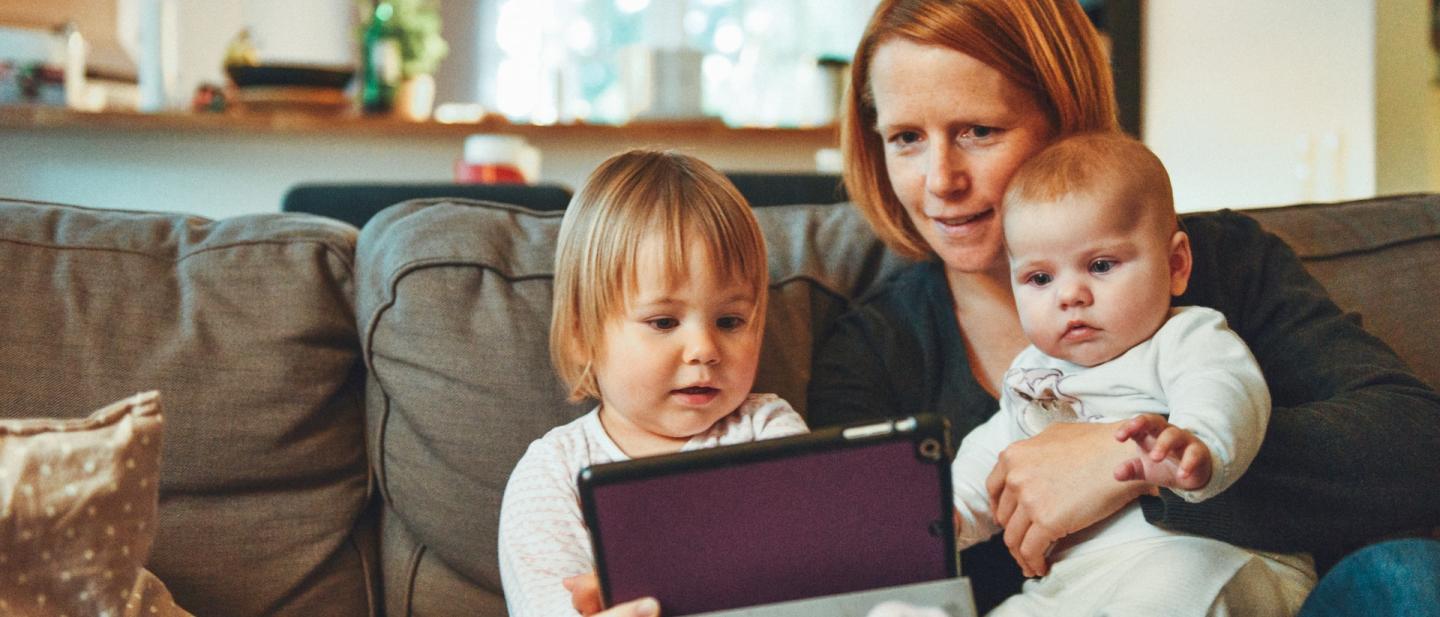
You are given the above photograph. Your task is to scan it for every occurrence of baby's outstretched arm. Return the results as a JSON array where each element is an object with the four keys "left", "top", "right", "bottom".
[{"left": 1112, "top": 413, "right": 1212, "bottom": 491}]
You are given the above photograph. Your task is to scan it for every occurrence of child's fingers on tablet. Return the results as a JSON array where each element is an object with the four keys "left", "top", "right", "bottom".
[{"left": 565, "top": 572, "right": 603, "bottom": 615}]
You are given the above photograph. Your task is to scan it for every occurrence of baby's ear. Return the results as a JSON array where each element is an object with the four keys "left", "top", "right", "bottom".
[{"left": 1169, "top": 230, "right": 1193, "bottom": 296}]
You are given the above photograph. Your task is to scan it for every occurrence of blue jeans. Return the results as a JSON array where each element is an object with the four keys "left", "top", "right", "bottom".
[{"left": 1298, "top": 538, "right": 1440, "bottom": 616}]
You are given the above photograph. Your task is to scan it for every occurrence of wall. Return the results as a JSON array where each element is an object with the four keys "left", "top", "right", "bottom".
[
  {"left": 1143, "top": 1, "right": 1376, "bottom": 212},
  {"left": 0, "top": 125, "right": 830, "bottom": 220},
  {"left": 1375, "top": 0, "right": 1440, "bottom": 194}
]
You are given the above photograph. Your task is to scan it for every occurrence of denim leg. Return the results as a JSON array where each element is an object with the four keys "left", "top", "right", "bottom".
[{"left": 1298, "top": 538, "right": 1440, "bottom": 617}]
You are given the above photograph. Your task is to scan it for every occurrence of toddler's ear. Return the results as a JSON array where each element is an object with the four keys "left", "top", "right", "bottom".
[{"left": 1168, "top": 230, "right": 1193, "bottom": 296}]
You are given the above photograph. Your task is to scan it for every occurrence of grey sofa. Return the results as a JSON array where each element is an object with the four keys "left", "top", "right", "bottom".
[{"left": 1, "top": 192, "right": 1436, "bottom": 616}]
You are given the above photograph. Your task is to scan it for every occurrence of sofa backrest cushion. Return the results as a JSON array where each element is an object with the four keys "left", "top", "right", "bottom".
[
  {"left": 355, "top": 199, "right": 906, "bottom": 615},
  {"left": 1245, "top": 193, "right": 1440, "bottom": 389},
  {"left": 0, "top": 200, "right": 375, "bottom": 617}
]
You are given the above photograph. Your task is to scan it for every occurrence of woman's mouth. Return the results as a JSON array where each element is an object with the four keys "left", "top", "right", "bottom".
[{"left": 932, "top": 209, "right": 994, "bottom": 235}]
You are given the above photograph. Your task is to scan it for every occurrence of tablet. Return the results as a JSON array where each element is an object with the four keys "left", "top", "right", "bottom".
[{"left": 578, "top": 414, "right": 957, "bottom": 616}]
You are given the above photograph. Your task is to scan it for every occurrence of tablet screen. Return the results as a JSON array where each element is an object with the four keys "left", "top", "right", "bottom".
[{"left": 579, "top": 415, "right": 956, "bottom": 616}]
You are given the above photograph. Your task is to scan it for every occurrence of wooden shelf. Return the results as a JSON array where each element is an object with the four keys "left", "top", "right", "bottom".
[{"left": 0, "top": 105, "right": 838, "bottom": 142}]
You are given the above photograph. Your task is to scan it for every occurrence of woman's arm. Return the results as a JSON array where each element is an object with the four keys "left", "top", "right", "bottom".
[{"left": 1144, "top": 212, "right": 1440, "bottom": 556}]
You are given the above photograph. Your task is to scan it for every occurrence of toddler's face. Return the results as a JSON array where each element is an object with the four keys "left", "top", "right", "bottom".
[
  {"left": 1005, "top": 194, "right": 1188, "bottom": 367},
  {"left": 593, "top": 239, "right": 762, "bottom": 456}
]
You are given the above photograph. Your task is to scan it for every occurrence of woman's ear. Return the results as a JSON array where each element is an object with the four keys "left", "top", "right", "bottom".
[{"left": 1169, "top": 230, "right": 1193, "bottom": 296}]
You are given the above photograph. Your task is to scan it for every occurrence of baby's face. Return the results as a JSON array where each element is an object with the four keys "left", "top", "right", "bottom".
[
  {"left": 1005, "top": 194, "right": 1188, "bottom": 367},
  {"left": 592, "top": 238, "right": 763, "bottom": 456}
]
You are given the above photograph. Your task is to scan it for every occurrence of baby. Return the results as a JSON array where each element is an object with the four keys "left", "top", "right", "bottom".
[
  {"left": 497, "top": 149, "right": 807, "bottom": 617},
  {"left": 951, "top": 133, "right": 1315, "bottom": 615}
]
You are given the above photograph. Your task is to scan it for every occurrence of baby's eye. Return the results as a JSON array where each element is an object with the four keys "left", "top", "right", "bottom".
[
  {"left": 717, "top": 316, "right": 746, "bottom": 331},
  {"left": 1089, "top": 259, "right": 1116, "bottom": 274},
  {"left": 648, "top": 317, "right": 680, "bottom": 331},
  {"left": 1026, "top": 272, "right": 1053, "bottom": 287}
]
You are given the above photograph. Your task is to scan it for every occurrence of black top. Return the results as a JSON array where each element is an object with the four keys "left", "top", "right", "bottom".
[{"left": 808, "top": 210, "right": 1440, "bottom": 609}]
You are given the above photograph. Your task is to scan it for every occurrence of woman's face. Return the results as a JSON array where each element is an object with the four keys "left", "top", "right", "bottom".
[{"left": 870, "top": 39, "right": 1055, "bottom": 275}]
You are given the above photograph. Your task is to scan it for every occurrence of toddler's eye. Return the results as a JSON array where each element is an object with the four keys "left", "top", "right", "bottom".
[
  {"left": 648, "top": 317, "right": 679, "bottom": 331},
  {"left": 1026, "top": 272, "right": 1052, "bottom": 287},
  {"left": 1089, "top": 259, "right": 1116, "bottom": 274},
  {"left": 717, "top": 316, "right": 746, "bottom": 331}
]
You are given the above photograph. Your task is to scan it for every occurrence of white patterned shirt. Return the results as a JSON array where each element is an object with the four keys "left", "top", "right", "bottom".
[{"left": 498, "top": 393, "right": 808, "bottom": 617}]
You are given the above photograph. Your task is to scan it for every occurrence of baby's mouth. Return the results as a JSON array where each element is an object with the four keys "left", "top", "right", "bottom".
[{"left": 674, "top": 386, "right": 718, "bottom": 395}]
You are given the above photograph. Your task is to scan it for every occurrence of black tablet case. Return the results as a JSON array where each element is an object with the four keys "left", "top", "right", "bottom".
[{"left": 579, "top": 414, "right": 957, "bottom": 616}]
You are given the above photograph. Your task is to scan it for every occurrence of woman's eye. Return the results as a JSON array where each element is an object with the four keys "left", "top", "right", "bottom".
[
  {"left": 889, "top": 130, "right": 921, "bottom": 147},
  {"left": 1090, "top": 259, "right": 1116, "bottom": 274},
  {"left": 970, "top": 125, "right": 996, "bottom": 139},
  {"left": 1026, "top": 272, "right": 1053, "bottom": 286},
  {"left": 648, "top": 317, "right": 679, "bottom": 331},
  {"left": 717, "top": 316, "right": 746, "bottom": 331}
]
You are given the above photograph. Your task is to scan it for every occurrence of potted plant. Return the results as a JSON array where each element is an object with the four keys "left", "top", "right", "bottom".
[{"left": 358, "top": 0, "right": 449, "bottom": 119}]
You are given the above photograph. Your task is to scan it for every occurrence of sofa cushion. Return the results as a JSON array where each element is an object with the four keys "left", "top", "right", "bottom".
[
  {"left": 0, "top": 391, "right": 191, "bottom": 617},
  {"left": 1245, "top": 193, "right": 1440, "bottom": 388},
  {"left": 0, "top": 200, "right": 374, "bottom": 617},
  {"left": 356, "top": 199, "right": 906, "bottom": 615}
]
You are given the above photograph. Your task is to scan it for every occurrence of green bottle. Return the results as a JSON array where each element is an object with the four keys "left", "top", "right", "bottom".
[{"left": 361, "top": 1, "right": 399, "bottom": 114}]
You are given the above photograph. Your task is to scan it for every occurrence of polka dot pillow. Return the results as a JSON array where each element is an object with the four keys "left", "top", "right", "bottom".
[{"left": 0, "top": 391, "right": 191, "bottom": 616}]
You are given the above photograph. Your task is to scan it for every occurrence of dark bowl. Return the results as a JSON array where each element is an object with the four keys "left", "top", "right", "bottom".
[{"left": 226, "top": 64, "right": 355, "bottom": 90}]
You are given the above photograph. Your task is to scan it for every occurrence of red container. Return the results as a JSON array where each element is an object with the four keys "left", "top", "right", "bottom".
[
  {"left": 454, "top": 160, "right": 526, "bottom": 184},
  {"left": 456, "top": 134, "right": 535, "bottom": 184}
]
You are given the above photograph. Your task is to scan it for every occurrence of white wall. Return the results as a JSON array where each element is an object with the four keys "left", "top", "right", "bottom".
[
  {"left": 1375, "top": 0, "right": 1440, "bottom": 194},
  {"left": 1144, "top": 1, "right": 1376, "bottom": 211},
  {"left": 0, "top": 126, "right": 830, "bottom": 219}
]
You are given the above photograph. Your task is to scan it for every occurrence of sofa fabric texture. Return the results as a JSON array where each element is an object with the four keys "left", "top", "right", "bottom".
[
  {"left": 0, "top": 200, "right": 375, "bottom": 617},
  {"left": 2, "top": 192, "right": 1437, "bottom": 616}
]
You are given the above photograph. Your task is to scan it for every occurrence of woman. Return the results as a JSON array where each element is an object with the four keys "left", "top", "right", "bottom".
[
  {"left": 807, "top": 0, "right": 1440, "bottom": 613},
  {"left": 572, "top": 0, "right": 1440, "bottom": 614}
]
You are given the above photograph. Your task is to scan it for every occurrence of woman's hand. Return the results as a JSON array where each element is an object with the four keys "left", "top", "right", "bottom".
[
  {"left": 985, "top": 420, "right": 1153, "bottom": 577},
  {"left": 564, "top": 573, "right": 660, "bottom": 617}
]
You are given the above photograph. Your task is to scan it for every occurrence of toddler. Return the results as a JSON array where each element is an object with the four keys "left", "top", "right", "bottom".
[
  {"left": 952, "top": 133, "right": 1316, "bottom": 616},
  {"left": 498, "top": 149, "right": 807, "bottom": 617}
]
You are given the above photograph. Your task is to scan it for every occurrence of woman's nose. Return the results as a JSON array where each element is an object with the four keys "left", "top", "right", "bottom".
[
  {"left": 925, "top": 143, "right": 969, "bottom": 198},
  {"left": 683, "top": 327, "right": 720, "bottom": 365}
]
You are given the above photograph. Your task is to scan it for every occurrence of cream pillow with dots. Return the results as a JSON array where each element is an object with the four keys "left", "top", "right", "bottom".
[{"left": 0, "top": 391, "right": 191, "bottom": 617}]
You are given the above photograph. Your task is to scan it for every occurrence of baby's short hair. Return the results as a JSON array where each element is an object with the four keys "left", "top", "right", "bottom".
[
  {"left": 1003, "top": 132, "right": 1176, "bottom": 240},
  {"left": 549, "top": 149, "right": 768, "bottom": 402}
]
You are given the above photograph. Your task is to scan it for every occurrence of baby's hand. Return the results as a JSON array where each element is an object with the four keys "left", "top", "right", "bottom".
[{"left": 1112, "top": 414, "right": 1211, "bottom": 491}]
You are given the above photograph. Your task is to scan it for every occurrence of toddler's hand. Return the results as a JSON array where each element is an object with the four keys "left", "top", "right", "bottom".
[{"left": 1112, "top": 414, "right": 1211, "bottom": 491}]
